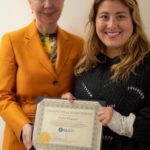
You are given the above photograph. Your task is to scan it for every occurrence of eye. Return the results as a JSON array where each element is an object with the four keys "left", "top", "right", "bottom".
[
  {"left": 99, "top": 14, "right": 109, "bottom": 20},
  {"left": 117, "top": 15, "right": 126, "bottom": 20}
]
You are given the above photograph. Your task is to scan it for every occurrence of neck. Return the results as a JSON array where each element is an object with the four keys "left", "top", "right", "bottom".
[
  {"left": 104, "top": 47, "right": 121, "bottom": 58},
  {"left": 36, "top": 20, "right": 57, "bottom": 34}
]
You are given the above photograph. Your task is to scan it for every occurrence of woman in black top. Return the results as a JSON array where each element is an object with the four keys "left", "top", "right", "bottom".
[{"left": 62, "top": 0, "right": 150, "bottom": 150}]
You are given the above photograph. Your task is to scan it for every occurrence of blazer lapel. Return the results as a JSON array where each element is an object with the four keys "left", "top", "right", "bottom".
[
  {"left": 56, "top": 27, "right": 71, "bottom": 75},
  {"left": 24, "top": 21, "right": 57, "bottom": 78}
]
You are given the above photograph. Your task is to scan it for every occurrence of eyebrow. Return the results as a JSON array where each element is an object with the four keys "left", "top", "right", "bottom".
[
  {"left": 98, "top": 11, "right": 129, "bottom": 15},
  {"left": 116, "top": 11, "right": 129, "bottom": 15}
]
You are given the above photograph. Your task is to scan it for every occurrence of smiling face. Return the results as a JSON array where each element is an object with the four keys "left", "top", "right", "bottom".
[
  {"left": 95, "top": 0, "right": 133, "bottom": 57},
  {"left": 29, "top": 0, "right": 64, "bottom": 30}
]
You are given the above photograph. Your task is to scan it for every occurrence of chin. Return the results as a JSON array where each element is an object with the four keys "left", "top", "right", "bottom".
[
  {"left": 106, "top": 43, "right": 123, "bottom": 48},
  {"left": 42, "top": 20, "right": 56, "bottom": 25},
  {"left": 107, "top": 45, "right": 122, "bottom": 51}
]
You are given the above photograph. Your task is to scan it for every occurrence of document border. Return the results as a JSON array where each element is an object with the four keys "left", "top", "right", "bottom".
[{"left": 32, "top": 97, "right": 102, "bottom": 150}]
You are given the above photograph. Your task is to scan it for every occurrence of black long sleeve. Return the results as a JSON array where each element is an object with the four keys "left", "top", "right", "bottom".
[{"left": 74, "top": 53, "right": 150, "bottom": 150}]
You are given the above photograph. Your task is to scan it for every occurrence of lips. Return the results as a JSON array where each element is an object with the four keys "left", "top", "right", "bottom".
[
  {"left": 105, "top": 32, "right": 121, "bottom": 38},
  {"left": 40, "top": 9, "right": 57, "bottom": 16},
  {"left": 42, "top": 11, "right": 55, "bottom": 15}
]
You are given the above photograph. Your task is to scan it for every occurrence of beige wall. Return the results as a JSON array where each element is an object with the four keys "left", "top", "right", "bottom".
[
  {"left": 0, "top": 0, "right": 92, "bottom": 148},
  {"left": 0, "top": 0, "right": 150, "bottom": 149},
  {"left": 138, "top": 0, "right": 150, "bottom": 40},
  {"left": 0, "top": 0, "right": 92, "bottom": 38}
]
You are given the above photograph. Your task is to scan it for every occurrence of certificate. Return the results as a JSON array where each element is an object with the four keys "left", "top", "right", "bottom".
[{"left": 32, "top": 97, "right": 103, "bottom": 150}]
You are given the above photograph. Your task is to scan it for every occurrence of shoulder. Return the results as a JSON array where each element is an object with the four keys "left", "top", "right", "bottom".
[
  {"left": 143, "top": 53, "right": 150, "bottom": 63},
  {"left": 1, "top": 21, "right": 36, "bottom": 42},
  {"left": 58, "top": 27, "right": 84, "bottom": 44},
  {"left": 139, "top": 53, "right": 150, "bottom": 72},
  {"left": 129, "top": 53, "right": 150, "bottom": 88}
]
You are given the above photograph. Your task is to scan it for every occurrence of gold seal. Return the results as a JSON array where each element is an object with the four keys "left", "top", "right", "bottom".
[{"left": 39, "top": 132, "right": 51, "bottom": 144}]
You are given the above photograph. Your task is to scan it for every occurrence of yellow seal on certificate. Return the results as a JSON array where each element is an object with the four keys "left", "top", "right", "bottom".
[
  {"left": 33, "top": 97, "right": 104, "bottom": 150},
  {"left": 39, "top": 132, "right": 51, "bottom": 144}
]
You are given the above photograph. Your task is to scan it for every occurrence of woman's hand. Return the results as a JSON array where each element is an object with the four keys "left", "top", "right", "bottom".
[
  {"left": 97, "top": 107, "right": 113, "bottom": 126},
  {"left": 61, "top": 92, "right": 75, "bottom": 103},
  {"left": 22, "top": 124, "right": 33, "bottom": 150}
]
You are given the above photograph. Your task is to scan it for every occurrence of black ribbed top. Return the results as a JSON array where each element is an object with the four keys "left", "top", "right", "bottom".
[{"left": 74, "top": 53, "right": 150, "bottom": 150}]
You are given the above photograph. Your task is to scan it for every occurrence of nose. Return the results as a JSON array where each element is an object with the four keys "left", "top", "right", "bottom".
[
  {"left": 43, "top": 0, "right": 53, "bottom": 8},
  {"left": 107, "top": 17, "right": 118, "bottom": 28}
]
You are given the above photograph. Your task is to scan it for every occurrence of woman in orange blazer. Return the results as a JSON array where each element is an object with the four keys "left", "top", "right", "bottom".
[{"left": 0, "top": 0, "right": 83, "bottom": 150}]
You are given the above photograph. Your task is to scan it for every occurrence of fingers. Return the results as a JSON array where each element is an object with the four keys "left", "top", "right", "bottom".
[
  {"left": 61, "top": 92, "right": 75, "bottom": 103},
  {"left": 22, "top": 124, "right": 33, "bottom": 150},
  {"left": 98, "top": 110, "right": 109, "bottom": 126},
  {"left": 97, "top": 107, "right": 113, "bottom": 126},
  {"left": 68, "top": 93, "right": 74, "bottom": 103}
]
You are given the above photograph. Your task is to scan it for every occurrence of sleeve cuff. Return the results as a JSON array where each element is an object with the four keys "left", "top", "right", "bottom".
[{"left": 108, "top": 110, "right": 136, "bottom": 137}]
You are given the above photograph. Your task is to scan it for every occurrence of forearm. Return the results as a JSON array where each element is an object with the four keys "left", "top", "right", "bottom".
[
  {"left": 1, "top": 99, "right": 31, "bottom": 141},
  {"left": 108, "top": 110, "right": 136, "bottom": 138}
]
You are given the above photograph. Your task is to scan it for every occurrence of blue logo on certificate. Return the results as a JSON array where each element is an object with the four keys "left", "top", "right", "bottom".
[
  {"left": 58, "top": 127, "right": 74, "bottom": 132},
  {"left": 58, "top": 127, "right": 63, "bottom": 132}
]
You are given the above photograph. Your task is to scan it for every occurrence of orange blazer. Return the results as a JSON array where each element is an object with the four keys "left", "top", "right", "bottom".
[{"left": 0, "top": 21, "right": 83, "bottom": 150}]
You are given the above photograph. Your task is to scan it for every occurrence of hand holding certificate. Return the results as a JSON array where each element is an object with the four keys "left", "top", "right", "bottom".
[{"left": 32, "top": 97, "right": 103, "bottom": 150}]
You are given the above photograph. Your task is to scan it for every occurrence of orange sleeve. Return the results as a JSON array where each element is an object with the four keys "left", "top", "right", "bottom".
[{"left": 0, "top": 34, "right": 31, "bottom": 142}]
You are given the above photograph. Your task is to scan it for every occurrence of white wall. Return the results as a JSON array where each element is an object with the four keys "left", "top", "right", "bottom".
[
  {"left": 0, "top": 0, "right": 150, "bottom": 149},
  {"left": 0, "top": 0, "right": 92, "bottom": 38},
  {"left": 0, "top": 0, "right": 92, "bottom": 148},
  {"left": 138, "top": 0, "right": 150, "bottom": 40}
]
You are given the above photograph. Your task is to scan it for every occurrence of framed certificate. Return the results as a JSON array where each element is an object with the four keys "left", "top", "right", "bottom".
[{"left": 32, "top": 97, "right": 103, "bottom": 150}]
